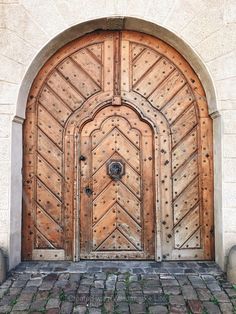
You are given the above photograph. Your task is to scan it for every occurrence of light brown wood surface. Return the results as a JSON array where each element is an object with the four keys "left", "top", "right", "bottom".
[
  {"left": 23, "top": 31, "right": 214, "bottom": 261},
  {"left": 80, "top": 106, "right": 155, "bottom": 259}
]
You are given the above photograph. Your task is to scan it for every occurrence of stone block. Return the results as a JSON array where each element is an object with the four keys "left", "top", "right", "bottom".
[
  {"left": 224, "top": 233, "right": 236, "bottom": 264},
  {"left": 208, "top": 50, "right": 236, "bottom": 80},
  {"left": 196, "top": 23, "right": 236, "bottom": 62},
  {"left": 46, "top": 298, "right": 60, "bottom": 309},
  {"left": 187, "top": 300, "right": 203, "bottom": 314},
  {"left": 144, "top": 0, "right": 174, "bottom": 24},
  {"left": 0, "top": 29, "right": 36, "bottom": 65},
  {"left": 203, "top": 301, "right": 221, "bottom": 314},
  {"left": 227, "top": 245, "right": 236, "bottom": 284},
  {"left": 0, "top": 185, "right": 9, "bottom": 210},
  {"left": 224, "top": 0, "right": 236, "bottom": 23},
  {"left": 181, "top": 5, "right": 223, "bottom": 47},
  {"left": 224, "top": 118, "right": 236, "bottom": 134},
  {"left": 1, "top": 4, "right": 48, "bottom": 48},
  {"left": 0, "top": 138, "right": 10, "bottom": 162},
  {"left": 216, "top": 77, "right": 236, "bottom": 101},
  {"left": 169, "top": 295, "right": 185, "bottom": 305},
  {"left": 223, "top": 208, "right": 236, "bottom": 233},
  {"left": 149, "top": 305, "right": 168, "bottom": 314},
  {"left": 224, "top": 134, "right": 236, "bottom": 157},
  {"left": 181, "top": 285, "right": 198, "bottom": 300},
  {"left": 222, "top": 183, "right": 236, "bottom": 207},
  {"left": 196, "top": 288, "right": 212, "bottom": 301},
  {"left": 0, "top": 159, "right": 9, "bottom": 181},
  {"left": 0, "top": 82, "right": 19, "bottom": 104},
  {"left": 164, "top": 0, "right": 206, "bottom": 32},
  {"left": 0, "top": 1, "right": 19, "bottom": 3},
  {"left": 20, "top": 0, "right": 67, "bottom": 36},
  {"left": 0, "top": 211, "right": 9, "bottom": 233},
  {"left": 219, "top": 302, "right": 233, "bottom": 313},
  {"left": 0, "top": 115, "right": 10, "bottom": 138},
  {"left": 0, "top": 55, "right": 25, "bottom": 84}
]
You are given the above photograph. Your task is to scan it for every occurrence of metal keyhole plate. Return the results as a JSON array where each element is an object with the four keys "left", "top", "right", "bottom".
[{"left": 107, "top": 160, "right": 125, "bottom": 181}]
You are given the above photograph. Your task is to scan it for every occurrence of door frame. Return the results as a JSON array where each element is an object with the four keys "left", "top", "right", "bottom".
[
  {"left": 78, "top": 102, "right": 156, "bottom": 259},
  {"left": 64, "top": 93, "right": 175, "bottom": 261}
]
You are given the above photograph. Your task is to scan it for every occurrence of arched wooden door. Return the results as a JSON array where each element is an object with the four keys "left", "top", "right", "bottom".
[
  {"left": 80, "top": 105, "right": 155, "bottom": 259},
  {"left": 23, "top": 31, "right": 214, "bottom": 261}
]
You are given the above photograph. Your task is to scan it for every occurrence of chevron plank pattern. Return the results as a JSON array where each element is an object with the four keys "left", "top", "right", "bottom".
[
  {"left": 23, "top": 31, "right": 213, "bottom": 261},
  {"left": 80, "top": 105, "right": 155, "bottom": 259}
]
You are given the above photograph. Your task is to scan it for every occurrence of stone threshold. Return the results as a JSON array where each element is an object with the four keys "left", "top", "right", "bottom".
[{"left": 11, "top": 261, "right": 223, "bottom": 276}]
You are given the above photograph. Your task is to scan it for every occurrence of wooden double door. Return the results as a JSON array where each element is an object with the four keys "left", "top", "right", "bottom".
[{"left": 23, "top": 31, "right": 214, "bottom": 261}]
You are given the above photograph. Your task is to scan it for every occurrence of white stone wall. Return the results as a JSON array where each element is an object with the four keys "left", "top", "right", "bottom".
[{"left": 0, "top": 0, "right": 235, "bottom": 270}]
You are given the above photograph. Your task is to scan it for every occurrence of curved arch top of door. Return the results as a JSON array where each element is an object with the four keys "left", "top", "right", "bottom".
[{"left": 23, "top": 31, "right": 214, "bottom": 261}]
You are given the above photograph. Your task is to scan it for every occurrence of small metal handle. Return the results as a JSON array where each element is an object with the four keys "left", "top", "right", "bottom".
[
  {"left": 79, "top": 155, "right": 86, "bottom": 161},
  {"left": 85, "top": 187, "right": 93, "bottom": 196}
]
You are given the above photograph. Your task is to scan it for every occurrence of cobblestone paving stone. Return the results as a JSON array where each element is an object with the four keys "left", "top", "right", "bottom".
[{"left": 0, "top": 261, "right": 235, "bottom": 313}]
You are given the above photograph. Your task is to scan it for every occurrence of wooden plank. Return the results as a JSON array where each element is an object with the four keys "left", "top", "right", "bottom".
[
  {"left": 131, "top": 43, "right": 146, "bottom": 60},
  {"left": 23, "top": 111, "right": 36, "bottom": 155},
  {"left": 37, "top": 129, "right": 63, "bottom": 173},
  {"left": 199, "top": 117, "right": 214, "bottom": 259},
  {"left": 117, "top": 204, "right": 142, "bottom": 248},
  {"left": 134, "top": 58, "right": 174, "bottom": 97},
  {"left": 71, "top": 48, "right": 102, "bottom": 86},
  {"left": 161, "top": 85, "right": 194, "bottom": 124},
  {"left": 37, "top": 104, "right": 63, "bottom": 148},
  {"left": 93, "top": 183, "right": 117, "bottom": 223},
  {"left": 47, "top": 71, "right": 84, "bottom": 110},
  {"left": 38, "top": 86, "right": 72, "bottom": 125},
  {"left": 58, "top": 58, "right": 100, "bottom": 98},
  {"left": 32, "top": 249, "right": 65, "bottom": 260},
  {"left": 132, "top": 49, "right": 160, "bottom": 84},
  {"left": 148, "top": 70, "right": 186, "bottom": 109},
  {"left": 36, "top": 155, "right": 62, "bottom": 199},
  {"left": 36, "top": 205, "right": 63, "bottom": 248},
  {"left": 35, "top": 229, "right": 54, "bottom": 249},
  {"left": 87, "top": 43, "right": 102, "bottom": 61},
  {"left": 172, "top": 128, "right": 198, "bottom": 172},
  {"left": 36, "top": 180, "right": 62, "bottom": 224},
  {"left": 172, "top": 154, "right": 198, "bottom": 198},
  {"left": 173, "top": 178, "right": 199, "bottom": 224},
  {"left": 92, "top": 128, "right": 140, "bottom": 172},
  {"left": 174, "top": 205, "right": 200, "bottom": 249},
  {"left": 117, "top": 182, "right": 141, "bottom": 224},
  {"left": 103, "top": 38, "right": 114, "bottom": 92},
  {"left": 90, "top": 118, "right": 141, "bottom": 149},
  {"left": 92, "top": 205, "right": 116, "bottom": 249},
  {"left": 120, "top": 39, "right": 130, "bottom": 91},
  {"left": 182, "top": 228, "right": 201, "bottom": 249},
  {"left": 171, "top": 104, "right": 198, "bottom": 146},
  {"left": 22, "top": 105, "right": 36, "bottom": 260},
  {"left": 92, "top": 163, "right": 112, "bottom": 198},
  {"left": 79, "top": 131, "right": 92, "bottom": 257},
  {"left": 96, "top": 229, "right": 137, "bottom": 251}
]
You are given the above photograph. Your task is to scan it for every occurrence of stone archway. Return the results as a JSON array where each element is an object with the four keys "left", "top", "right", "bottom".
[{"left": 22, "top": 30, "right": 214, "bottom": 261}]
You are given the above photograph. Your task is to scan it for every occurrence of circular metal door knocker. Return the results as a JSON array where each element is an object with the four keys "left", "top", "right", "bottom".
[{"left": 107, "top": 160, "right": 125, "bottom": 181}]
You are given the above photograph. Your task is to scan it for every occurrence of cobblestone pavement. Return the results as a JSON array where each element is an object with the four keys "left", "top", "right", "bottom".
[{"left": 0, "top": 261, "right": 235, "bottom": 313}]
